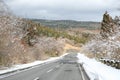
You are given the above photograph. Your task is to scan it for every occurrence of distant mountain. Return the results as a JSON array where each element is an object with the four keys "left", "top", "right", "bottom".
[{"left": 31, "top": 19, "right": 101, "bottom": 30}]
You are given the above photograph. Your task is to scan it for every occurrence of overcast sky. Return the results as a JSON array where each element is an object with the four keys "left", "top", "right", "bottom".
[{"left": 4, "top": 0, "right": 120, "bottom": 21}]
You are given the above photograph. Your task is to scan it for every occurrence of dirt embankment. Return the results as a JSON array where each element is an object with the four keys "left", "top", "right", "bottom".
[{"left": 63, "top": 43, "right": 80, "bottom": 53}]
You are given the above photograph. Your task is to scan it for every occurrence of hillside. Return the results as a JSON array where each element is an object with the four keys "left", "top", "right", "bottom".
[
  {"left": 32, "top": 19, "right": 101, "bottom": 30},
  {"left": 82, "top": 12, "right": 120, "bottom": 61},
  {"left": 0, "top": 14, "right": 90, "bottom": 67}
]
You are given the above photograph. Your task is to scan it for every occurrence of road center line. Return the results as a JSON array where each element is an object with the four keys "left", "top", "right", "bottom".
[
  {"left": 47, "top": 69, "right": 53, "bottom": 73},
  {"left": 34, "top": 77, "right": 39, "bottom": 80},
  {"left": 55, "top": 65, "right": 60, "bottom": 68}
]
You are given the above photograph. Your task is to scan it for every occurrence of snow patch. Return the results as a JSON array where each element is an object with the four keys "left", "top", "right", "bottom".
[
  {"left": 0, "top": 53, "right": 69, "bottom": 75},
  {"left": 77, "top": 53, "right": 120, "bottom": 80}
]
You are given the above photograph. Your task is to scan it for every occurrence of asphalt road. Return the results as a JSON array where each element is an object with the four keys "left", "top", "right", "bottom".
[{"left": 0, "top": 53, "right": 89, "bottom": 80}]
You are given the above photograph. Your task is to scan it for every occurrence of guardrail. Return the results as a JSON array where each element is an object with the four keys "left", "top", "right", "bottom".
[{"left": 100, "top": 58, "right": 120, "bottom": 69}]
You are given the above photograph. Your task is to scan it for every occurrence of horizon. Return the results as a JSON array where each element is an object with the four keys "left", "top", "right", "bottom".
[
  {"left": 4, "top": 0, "right": 120, "bottom": 21},
  {"left": 30, "top": 18, "right": 101, "bottom": 22}
]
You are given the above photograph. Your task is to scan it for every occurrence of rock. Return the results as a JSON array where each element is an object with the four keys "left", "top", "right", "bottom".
[{"left": 100, "top": 11, "right": 116, "bottom": 38}]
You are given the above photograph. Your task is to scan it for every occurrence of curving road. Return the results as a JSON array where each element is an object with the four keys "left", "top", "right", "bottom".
[{"left": 0, "top": 53, "right": 89, "bottom": 80}]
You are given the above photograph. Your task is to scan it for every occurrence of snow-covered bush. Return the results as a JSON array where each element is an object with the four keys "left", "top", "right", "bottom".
[{"left": 82, "top": 12, "right": 120, "bottom": 60}]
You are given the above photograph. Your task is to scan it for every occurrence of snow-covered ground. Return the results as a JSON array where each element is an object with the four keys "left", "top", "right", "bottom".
[
  {"left": 77, "top": 53, "right": 120, "bottom": 80},
  {"left": 0, "top": 53, "right": 69, "bottom": 75}
]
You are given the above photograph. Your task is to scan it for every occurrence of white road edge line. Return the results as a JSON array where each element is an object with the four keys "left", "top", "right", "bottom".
[
  {"left": 34, "top": 77, "right": 39, "bottom": 80},
  {"left": 47, "top": 69, "right": 53, "bottom": 73},
  {"left": 0, "top": 63, "right": 44, "bottom": 79},
  {"left": 78, "top": 64, "right": 85, "bottom": 80}
]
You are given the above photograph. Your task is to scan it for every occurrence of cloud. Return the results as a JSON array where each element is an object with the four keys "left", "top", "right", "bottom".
[{"left": 4, "top": 0, "right": 120, "bottom": 21}]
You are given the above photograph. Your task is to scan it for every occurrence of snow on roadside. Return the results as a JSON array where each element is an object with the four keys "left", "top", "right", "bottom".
[
  {"left": 77, "top": 53, "right": 120, "bottom": 80},
  {"left": 0, "top": 53, "right": 69, "bottom": 75}
]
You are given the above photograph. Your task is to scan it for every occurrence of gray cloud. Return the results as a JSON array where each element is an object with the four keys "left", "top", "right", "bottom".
[{"left": 4, "top": 0, "right": 120, "bottom": 21}]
